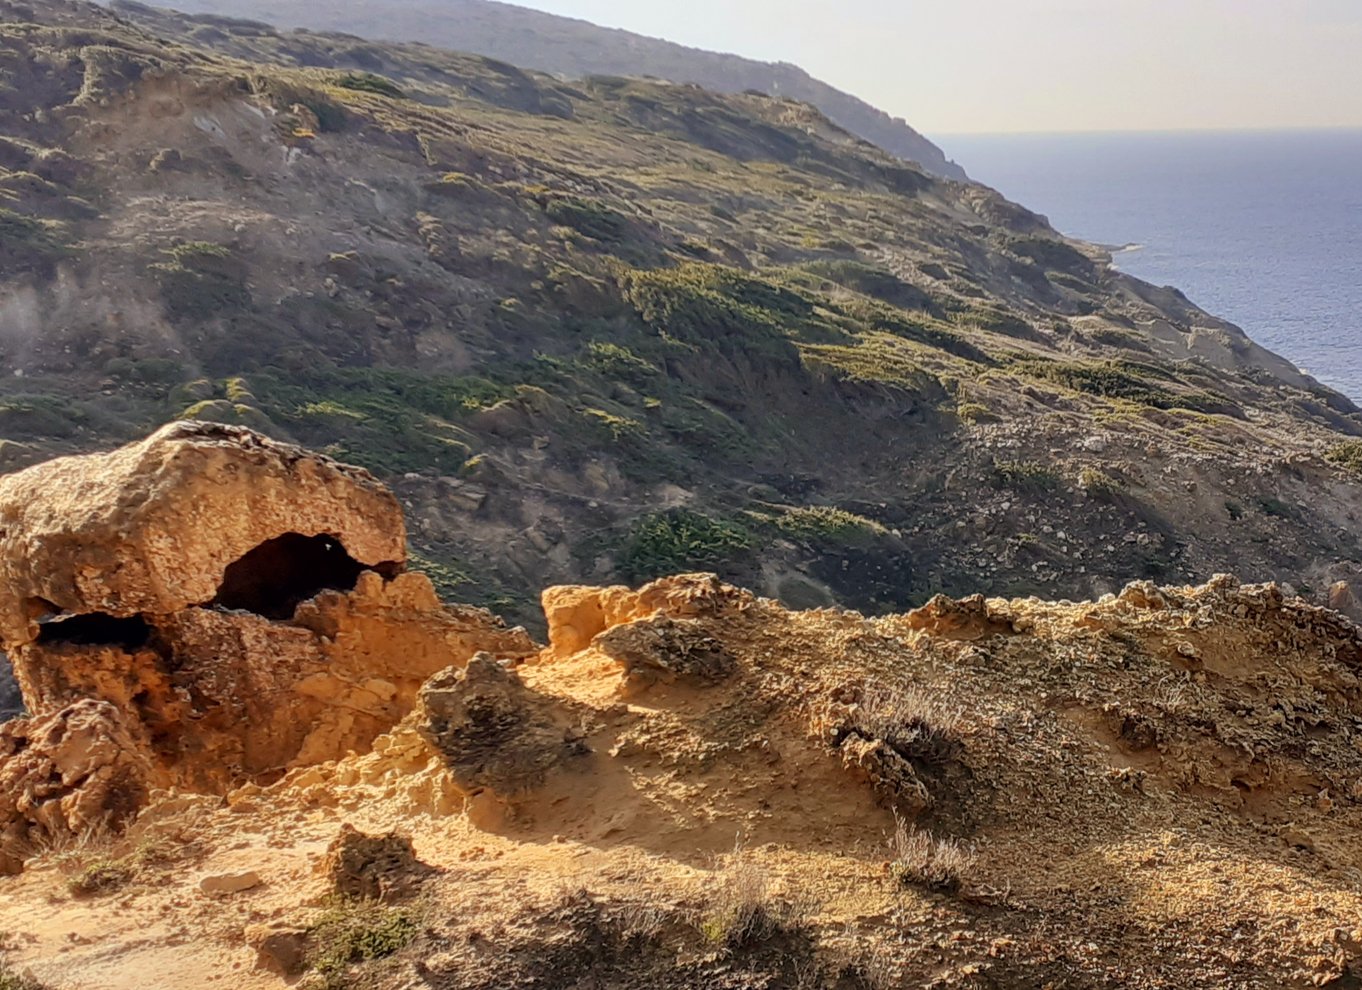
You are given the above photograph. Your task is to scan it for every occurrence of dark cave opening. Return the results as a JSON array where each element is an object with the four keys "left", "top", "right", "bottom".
[
  {"left": 36, "top": 612, "right": 153, "bottom": 649},
  {"left": 211, "top": 532, "right": 389, "bottom": 620}
]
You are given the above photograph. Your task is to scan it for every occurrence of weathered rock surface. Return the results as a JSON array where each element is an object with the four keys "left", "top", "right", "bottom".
[
  {"left": 0, "top": 421, "right": 405, "bottom": 651},
  {"left": 594, "top": 616, "right": 736, "bottom": 689},
  {"left": 543, "top": 573, "right": 754, "bottom": 659},
  {"left": 418, "top": 654, "right": 587, "bottom": 803},
  {"left": 0, "top": 426, "right": 535, "bottom": 812},
  {"left": 0, "top": 700, "right": 153, "bottom": 874},
  {"left": 323, "top": 823, "right": 431, "bottom": 901},
  {"left": 0, "top": 658, "right": 19, "bottom": 721}
]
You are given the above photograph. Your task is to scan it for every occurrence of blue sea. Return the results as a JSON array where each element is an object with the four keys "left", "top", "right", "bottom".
[{"left": 938, "top": 130, "right": 1362, "bottom": 401}]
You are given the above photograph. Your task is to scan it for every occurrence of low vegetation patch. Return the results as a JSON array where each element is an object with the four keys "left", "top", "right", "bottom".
[
  {"left": 991, "top": 459, "right": 1062, "bottom": 493},
  {"left": 616, "top": 509, "right": 751, "bottom": 583},
  {"left": 698, "top": 843, "right": 811, "bottom": 952},
  {"left": 306, "top": 899, "right": 423, "bottom": 989},
  {"left": 1325, "top": 440, "right": 1362, "bottom": 478},
  {"left": 336, "top": 72, "right": 406, "bottom": 99},
  {"left": 1078, "top": 467, "right": 1127, "bottom": 502},
  {"left": 775, "top": 505, "right": 886, "bottom": 544}
]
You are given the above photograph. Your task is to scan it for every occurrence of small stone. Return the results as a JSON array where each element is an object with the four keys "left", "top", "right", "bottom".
[{"left": 199, "top": 870, "right": 262, "bottom": 895}]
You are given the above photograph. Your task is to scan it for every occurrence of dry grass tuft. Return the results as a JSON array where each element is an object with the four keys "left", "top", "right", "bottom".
[
  {"left": 854, "top": 683, "right": 964, "bottom": 761},
  {"left": 889, "top": 814, "right": 974, "bottom": 893},
  {"left": 699, "top": 839, "right": 814, "bottom": 951}
]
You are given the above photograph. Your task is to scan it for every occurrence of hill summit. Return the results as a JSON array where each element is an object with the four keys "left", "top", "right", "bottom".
[{"left": 117, "top": 0, "right": 969, "bottom": 179}]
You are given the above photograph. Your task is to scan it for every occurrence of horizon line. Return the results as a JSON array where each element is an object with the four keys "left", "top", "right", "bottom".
[{"left": 931, "top": 123, "right": 1362, "bottom": 139}]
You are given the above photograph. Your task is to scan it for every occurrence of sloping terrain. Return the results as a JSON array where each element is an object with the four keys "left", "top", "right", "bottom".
[
  {"left": 4, "top": 428, "right": 1362, "bottom": 989},
  {"left": 1, "top": 0, "right": 1362, "bottom": 651},
  {"left": 114, "top": 0, "right": 968, "bottom": 179}
]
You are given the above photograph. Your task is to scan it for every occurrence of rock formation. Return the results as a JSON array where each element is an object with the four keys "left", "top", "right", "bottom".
[
  {"left": 0, "top": 700, "right": 152, "bottom": 874},
  {"left": 0, "top": 424, "right": 533, "bottom": 869}
]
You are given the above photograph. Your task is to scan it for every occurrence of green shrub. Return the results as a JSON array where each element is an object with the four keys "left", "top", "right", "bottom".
[
  {"left": 543, "top": 196, "right": 630, "bottom": 242},
  {"left": 582, "top": 340, "right": 657, "bottom": 384},
  {"left": 776, "top": 505, "right": 885, "bottom": 544},
  {"left": 991, "top": 459, "right": 1061, "bottom": 493},
  {"left": 956, "top": 402, "right": 998, "bottom": 425},
  {"left": 336, "top": 72, "right": 406, "bottom": 99},
  {"left": 0, "top": 208, "right": 69, "bottom": 273},
  {"left": 617, "top": 509, "right": 751, "bottom": 582},
  {"left": 1078, "top": 467, "right": 1127, "bottom": 502},
  {"left": 1325, "top": 440, "right": 1362, "bottom": 478},
  {"left": 619, "top": 263, "right": 812, "bottom": 344},
  {"left": 804, "top": 259, "right": 933, "bottom": 311},
  {"left": 306, "top": 900, "right": 421, "bottom": 989}
]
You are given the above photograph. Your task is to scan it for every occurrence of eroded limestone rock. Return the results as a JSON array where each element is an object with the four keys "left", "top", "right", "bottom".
[
  {"left": 0, "top": 425, "right": 535, "bottom": 800},
  {"left": 594, "top": 616, "right": 735, "bottom": 690},
  {"left": 0, "top": 700, "right": 153, "bottom": 874},
  {"left": 0, "top": 421, "right": 406, "bottom": 651},
  {"left": 542, "top": 573, "right": 754, "bottom": 659},
  {"left": 418, "top": 654, "right": 587, "bottom": 802}
]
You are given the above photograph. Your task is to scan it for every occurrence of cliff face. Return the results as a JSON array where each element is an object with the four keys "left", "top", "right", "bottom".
[
  {"left": 2, "top": 0, "right": 1362, "bottom": 638},
  {"left": 118, "top": 0, "right": 968, "bottom": 180}
]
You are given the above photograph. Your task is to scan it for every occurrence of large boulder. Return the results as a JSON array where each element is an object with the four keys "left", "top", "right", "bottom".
[
  {"left": 0, "top": 425, "right": 535, "bottom": 796},
  {"left": 0, "top": 421, "right": 406, "bottom": 651}
]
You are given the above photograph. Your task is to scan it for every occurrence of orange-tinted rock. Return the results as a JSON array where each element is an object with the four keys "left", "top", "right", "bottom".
[
  {"left": 0, "top": 421, "right": 406, "bottom": 651},
  {"left": 542, "top": 573, "right": 754, "bottom": 659},
  {"left": 0, "top": 426, "right": 535, "bottom": 798},
  {"left": 0, "top": 700, "right": 154, "bottom": 874}
]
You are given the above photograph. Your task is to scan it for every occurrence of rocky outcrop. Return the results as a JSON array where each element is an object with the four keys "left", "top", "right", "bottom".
[
  {"left": 594, "top": 616, "right": 736, "bottom": 690},
  {"left": 322, "top": 823, "right": 431, "bottom": 901},
  {"left": 0, "top": 420, "right": 404, "bottom": 651},
  {"left": 0, "top": 425, "right": 534, "bottom": 827},
  {"left": 418, "top": 655, "right": 587, "bottom": 806},
  {"left": 0, "top": 700, "right": 153, "bottom": 874},
  {"left": 542, "top": 574, "right": 754, "bottom": 660}
]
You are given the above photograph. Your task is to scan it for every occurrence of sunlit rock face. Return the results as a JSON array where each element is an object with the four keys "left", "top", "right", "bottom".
[{"left": 0, "top": 424, "right": 534, "bottom": 820}]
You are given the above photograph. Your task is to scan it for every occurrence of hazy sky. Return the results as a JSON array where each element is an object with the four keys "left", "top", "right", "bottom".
[{"left": 510, "top": 0, "right": 1362, "bottom": 135}]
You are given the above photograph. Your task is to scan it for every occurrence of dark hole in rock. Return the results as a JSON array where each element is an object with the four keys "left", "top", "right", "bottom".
[
  {"left": 211, "top": 532, "right": 394, "bottom": 620},
  {"left": 0, "top": 652, "right": 22, "bottom": 720},
  {"left": 36, "top": 612, "right": 153, "bottom": 649}
]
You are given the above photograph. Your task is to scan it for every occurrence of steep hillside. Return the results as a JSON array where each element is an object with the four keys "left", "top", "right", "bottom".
[
  {"left": 118, "top": 0, "right": 968, "bottom": 180},
  {"left": 1, "top": 0, "right": 1362, "bottom": 651},
  {"left": 4, "top": 426, "right": 1362, "bottom": 988}
]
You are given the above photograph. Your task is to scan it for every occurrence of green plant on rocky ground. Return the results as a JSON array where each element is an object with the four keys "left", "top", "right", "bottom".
[
  {"left": 991, "top": 459, "right": 1062, "bottom": 493},
  {"left": 775, "top": 506, "right": 886, "bottom": 545},
  {"left": 1078, "top": 467, "right": 1127, "bottom": 503},
  {"left": 336, "top": 72, "right": 406, "bottom": 99},
  {"left": 55, "top": 835, "right": 184, "bottom": 898},
  {"left": 956, "top": 401, "right": 998, "bottom": 425},
  {"left": 1325, "top": 440, "right": 1362, "bottom": 478},
  {"left": 306, "top": 899, "right": 422, "bottom": 989},
  {"left": 617, "top": 509, "right": 751, "bottom": 583}
]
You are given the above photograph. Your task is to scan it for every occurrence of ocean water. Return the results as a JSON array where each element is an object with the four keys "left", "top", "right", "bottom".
[{"left": 938, "top": 130, "right": 1362, "bottom": 401}]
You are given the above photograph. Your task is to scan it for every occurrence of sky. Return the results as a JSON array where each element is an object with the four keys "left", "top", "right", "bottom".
[{"left": 506, "top": 0, "right": 1362, "bottom": 135}]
